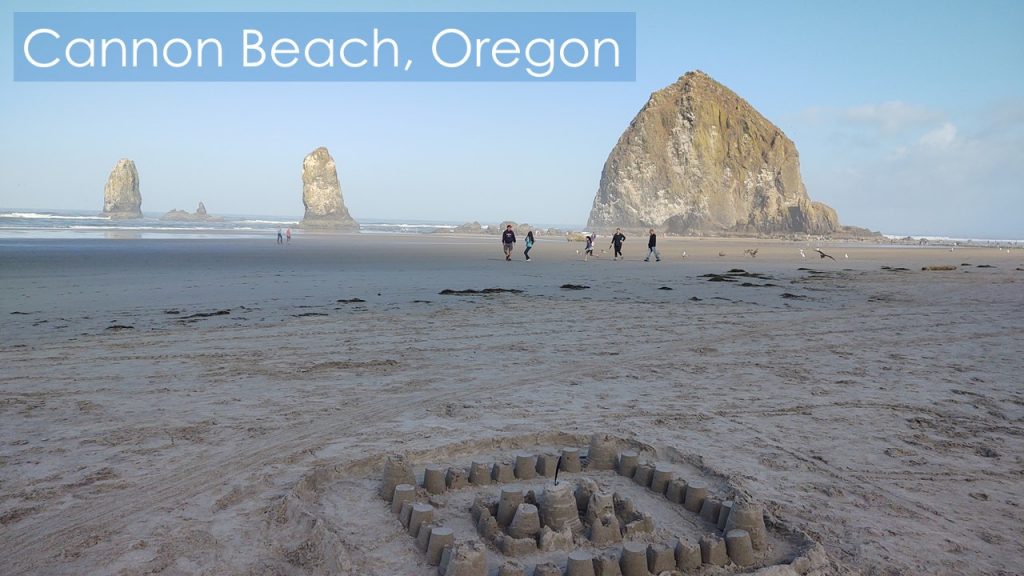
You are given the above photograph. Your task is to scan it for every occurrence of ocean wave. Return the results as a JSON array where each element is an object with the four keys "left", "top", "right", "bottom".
[
  {"left": 883, "top": 234, "right": 1023, "bottom": 244},
  {"left": 0, "top": 212, "right": 110, "bottom": 220},
  {"left": 363, "top": 223, "right": 458, "bottom": 229},
  {"left": 237, "top": 219, "right": 299, "bottom": 225}
]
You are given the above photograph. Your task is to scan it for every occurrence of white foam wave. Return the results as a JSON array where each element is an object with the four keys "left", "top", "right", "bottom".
[
  {"left": 364, "top": 223, "right": 458, "bottom": 229},
  {"left": 883, "top": 234, "right": 1023, "bottom": 244},
  {"left": 237, "top": 219, "right": 299, "bottom": 225},
  {"left": 0, "top": 212, "right": 109, "bottom": 220}
]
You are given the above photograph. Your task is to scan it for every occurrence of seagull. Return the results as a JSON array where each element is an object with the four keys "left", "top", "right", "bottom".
[
  {"left": 844, "top": 253, "right": 849, "bottom": 259},
  {"left": 681, "top": 251, "right": 687, "bottom": 258},
  {"left": 815, "top": 248, "right": 836, "bottom": 261},
  {"left": 800, "top": 249, "right": 806, "bottom": 258}
]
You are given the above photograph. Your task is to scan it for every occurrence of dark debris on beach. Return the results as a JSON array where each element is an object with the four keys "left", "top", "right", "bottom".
[
  {"left": 701, "top": 268, "right": 774, "bottom": 283},
  {"left": 439, "top": 288, "right": 524, "bottom": 295},
  {"left": 180, "top": 309, "right": 231, "bottom": 319}
]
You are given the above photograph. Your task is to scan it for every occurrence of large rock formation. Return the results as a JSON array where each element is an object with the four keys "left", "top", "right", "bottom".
[
  {"left": 300, "top": 147, "right": 358, "bottom": 231},
  {"left": 101, "top": 158, "right": 142, "bottom": 219},
  {"left": 587, "top": 71, "right": 839, "bottom": 236}
]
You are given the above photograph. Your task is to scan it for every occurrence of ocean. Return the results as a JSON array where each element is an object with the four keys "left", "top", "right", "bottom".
[
  {"left": 0, "top": 209, "right": 467, "bottom": 239},
  {"left": 3, "top": 209, "right": 1017, "bottom": 246}
]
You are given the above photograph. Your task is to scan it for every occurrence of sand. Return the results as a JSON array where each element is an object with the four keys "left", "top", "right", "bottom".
[{"left": 1, "top": 233, "right": 1022, "bottom": 575}]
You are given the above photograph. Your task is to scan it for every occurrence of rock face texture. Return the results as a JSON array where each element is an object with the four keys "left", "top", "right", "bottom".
[
  {"left": 160, "top": 201, "right": 223, "bottom": 222},
  {"left": 300, "top": 147, "right": 358, "bottom": 231},
  {"left": 587, "top": 71, "right": 839, "bottom": 235},
  {"left": 102, "top": 159, "right": 142, "bottom": 219}
]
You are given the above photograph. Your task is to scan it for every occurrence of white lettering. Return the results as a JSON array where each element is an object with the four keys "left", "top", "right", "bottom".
[
  {"left": 100, "top": 38, "right": 126, "bottom": 68},
  {"left": 373, "top": 28, "right": 399, "bottom": 68},
  {"left": 305, "top": 37, "right": 335, "bottom": 68},
  {"left": 23, "top": 30, "right": 227, "bottom": 70},
  {"left": 593, "top": 38, "right": 619, "bottom": 68},
  {"left": 525, "top": 38, "right": 555, "bottom": 78},
  {"left": 339, "top": 38, "right": 367, "bottom": 67},
  {"left": 196, "top": 38, "right": 223, "bottom": 68},
  {"left": 271, "top": 38, "right": 300, "bottom": 68},
  {"left": 474, "top": 37, "right": 491, "bottom": 67},
  {"left": 559, "top": 38, "right": 589, "bottom": 69},
  {"left": 432, "top": 28, "right": 470, "bottom": 68},
  {"left": 162, "top": 38, "right": 192, "bottom": 68},
  {"left": 242, "top": 29, "right": 266, "bottom": 67},
  {"left": 65, "top": 37, "right": 95, "bottom": 68},
  {"left": 491, "top": 38, "right": 519, "bottom": 68},
  {"left": 132, "top": 38, "right": 157, "bottom": 67},
  {"left": 23, "top": 28, "right": 60, "bottom": 68}
]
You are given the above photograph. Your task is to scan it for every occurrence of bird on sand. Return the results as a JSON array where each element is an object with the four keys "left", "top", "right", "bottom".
[{"left": 800, "top": 249, "right": 806, "bottom": 258}]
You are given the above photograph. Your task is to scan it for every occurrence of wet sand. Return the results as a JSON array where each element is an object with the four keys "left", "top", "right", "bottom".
[{"left": 1, "top": 233, "right": 1022, "bottom": 575}]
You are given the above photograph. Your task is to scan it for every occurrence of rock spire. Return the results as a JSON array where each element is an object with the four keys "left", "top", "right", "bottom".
[
  {"left": 102, "top": 158, "right": 142, "bottom": 219},
  {"left": 300, "top": 147, "right": 358, "bottom": 231}
]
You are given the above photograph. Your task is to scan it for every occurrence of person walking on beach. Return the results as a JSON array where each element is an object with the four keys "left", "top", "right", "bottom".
[
  {"left": 644, "top": 229, "right": 661, "bottom": 262},
  {"left": 285, "top": 228, "right": 292, "bottom": 243},
  {"left": 610, "top": 228, "right": 626, "bottom": 260},
  {"left": 277, "top": 228, "right": 284, "bottom": 245},
  {"left": 502, "top": 224, "right": 517, "bottom": 261},
  {"left": 524, "top": 230, "right": 535, "bottom": 261},
  {"left": 583, "top": 235, "right": 595, "bottom": 261}
]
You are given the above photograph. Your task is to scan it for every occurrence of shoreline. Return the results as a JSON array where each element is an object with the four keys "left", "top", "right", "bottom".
[{"left": 3, "top": 225, "right": 1023, "bottom": 251}]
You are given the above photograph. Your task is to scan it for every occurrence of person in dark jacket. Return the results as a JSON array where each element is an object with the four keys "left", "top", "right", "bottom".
[
  {"left": 501, "top": 224, "right": 516, "bottom": 261},
  {"left": 644, "top": 229, "right": 661, "bottom": 262},
  {"left": 610, "top": 228, "right": 626, "bottom": 260}
]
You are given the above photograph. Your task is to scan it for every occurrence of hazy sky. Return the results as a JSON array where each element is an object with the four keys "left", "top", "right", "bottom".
[{"left": 2, "top": 0, "right": 1022, "bottom": 238}]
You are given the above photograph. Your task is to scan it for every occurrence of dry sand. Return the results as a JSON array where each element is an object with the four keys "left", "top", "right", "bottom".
[{"left": 1, "top": 233, "right": 1022, "bottom": 575}]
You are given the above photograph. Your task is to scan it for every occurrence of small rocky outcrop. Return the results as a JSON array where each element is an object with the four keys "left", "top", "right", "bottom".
[
  {"left": 447, "top": 221, "right": 562, "bottom": 237},
  {"left": 101, "top": 159, "right": 142, "bottom": 219},
  {"left": 160, "top": 202, "right": 224, "bottom": 222},
  {"left": 587, "top": 71, "right": 840, "bottom": 236},
  {"left": 451, "top": 221, "right": 485, "bottom": 234},
  {"left": 300, "top": 147, "right": 358, "bottom": 231}
]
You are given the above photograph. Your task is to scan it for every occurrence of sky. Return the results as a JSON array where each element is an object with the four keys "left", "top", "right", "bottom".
[{"left": 1, "top": 0, "right": 1022, "bottom": 238}]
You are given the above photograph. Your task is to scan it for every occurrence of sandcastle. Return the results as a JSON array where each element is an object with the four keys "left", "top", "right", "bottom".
[{"left": 375, "top": 433, "right": 814, "bottom": 575}]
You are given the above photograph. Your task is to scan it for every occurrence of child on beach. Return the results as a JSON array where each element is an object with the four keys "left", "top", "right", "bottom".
[
  {"left": 285, "top": 228, "right": 292, "bottom": 243},
  {"left": 584, "top": 236, "right": 594, "bottom": 261},
  {"left": 276, "top": 228, "right": 283, "bottom": 244},
  {"left": 524, "top": 230, "right": 535, "bottom": 261}
]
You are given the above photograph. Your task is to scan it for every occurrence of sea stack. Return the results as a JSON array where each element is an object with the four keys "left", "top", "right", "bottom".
[
  {"left": 300, "top": 146, "right": 359, "bottom": 231},
  {"left": 587, "top": 70, "right": 839, "bottom": 236},
  {"left": 101, "top": 158, "right": 142, "bottom": 219}
]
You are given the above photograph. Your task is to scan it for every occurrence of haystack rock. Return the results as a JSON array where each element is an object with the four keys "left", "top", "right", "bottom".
[
  {"left": 587, "top": 71, "right": 839, "bottom": 236},
  {"left": 101, "top": 158, "right": 142, "bottom": 219},
  {"left": 300, "top": 147, "right": 358, "bottom": 231}
]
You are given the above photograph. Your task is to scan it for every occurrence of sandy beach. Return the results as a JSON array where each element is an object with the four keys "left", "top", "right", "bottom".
[{"left": 1, "top": 233, "right": 1022, "bottom": 576}]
